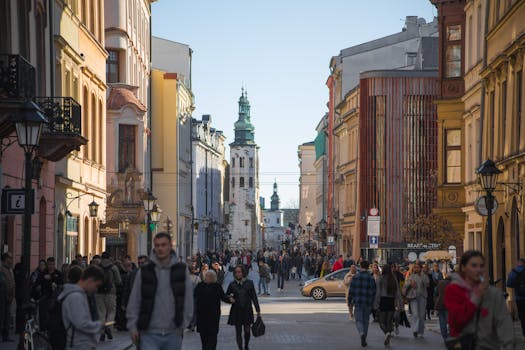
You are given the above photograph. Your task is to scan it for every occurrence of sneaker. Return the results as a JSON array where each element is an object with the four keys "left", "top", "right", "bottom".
[
  {"left": 360, "top": 334, "right": 367, "bottom": 347},
  {"left": 413, "top": 332, "right": 418, "bottom": 338},
  {"left": 384, "top": 333, "right": 391, "bottom": 347}
]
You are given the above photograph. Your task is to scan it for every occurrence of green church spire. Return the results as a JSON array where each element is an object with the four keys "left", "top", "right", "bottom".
[{"left": 233, "top": 88, "right": 255, "bottom": 145}]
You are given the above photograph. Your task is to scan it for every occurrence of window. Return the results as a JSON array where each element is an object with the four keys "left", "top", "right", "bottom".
[
  {"left": 445, "top": 129, "right": 461, "bottom": 183},
  {"left": 446, "top": 45, "right": 461, "bottom": 78},
  {"left": 517, "top": 70, "right": 523, "bottom": 153},
  {"left": 240, "top": 157, "right": 245, "bottom": 168},
  {"left": 231, "top": 177, "right": 235, "bottom": 188},
  {"left": 240, "top": 177, "right": 245, "bottom": 188},
  {"left": 406, "top": 52, "right": 417, "bottom": 66},
  {"left": 249, "top": 157, "right": 254, "bottom": 168},
  {"left": 119, "top": 125, "right": 136, "bottom": 172},
  {"left": 249, "top": 177, "right": 253, "bottom": 188},
  {"left": 276, "top": 218, "right": 280, "bottom": 224},
  {"left": 490, "top": 90, "right": 496, "bottom": 157},
  {"left": 231, "top": 157, "right": 235, "bottom": 168},
  {"left": 445, "top": 25, "right": 462, "bottom": 78},
  {"left": 501, "top": 81, "right": 507, "bottom": 157},
  {"left": 106, "top": 50, "right": 120, "bottom": 83}
]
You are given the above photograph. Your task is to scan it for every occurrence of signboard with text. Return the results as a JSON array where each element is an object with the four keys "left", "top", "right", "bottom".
[
  {"left": 1, "top": 189, "right": 35, "bottom": 214},
  {"left": 367, "top": 216, "right": 380, "bottom": 236}
]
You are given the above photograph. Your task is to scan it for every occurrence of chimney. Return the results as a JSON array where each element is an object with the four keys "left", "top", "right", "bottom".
[{"left": 405, "top": 16, "right": 419, "bottom": 33}]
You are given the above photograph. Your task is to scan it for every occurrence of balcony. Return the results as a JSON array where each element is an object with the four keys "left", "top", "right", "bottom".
[
  {"left": 35, "top": 97, "right": 87, "bottom": 161},
  {"left": 0, "top": 54, "right": 36, "bottom": 138}
]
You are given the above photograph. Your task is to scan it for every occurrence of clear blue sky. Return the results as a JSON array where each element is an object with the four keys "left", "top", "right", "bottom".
[{"left": 152, "top": 0, "right": 436, "bottom": 207}]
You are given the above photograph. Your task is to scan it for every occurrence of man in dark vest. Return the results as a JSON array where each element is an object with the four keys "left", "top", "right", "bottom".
[{"left": 127, "top": 232, "right": 193, "bottom": 350}]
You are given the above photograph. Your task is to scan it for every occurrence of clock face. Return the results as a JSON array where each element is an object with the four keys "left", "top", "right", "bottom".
[{"left": 369, "top": 208, "right": 379, "bottom": 216}]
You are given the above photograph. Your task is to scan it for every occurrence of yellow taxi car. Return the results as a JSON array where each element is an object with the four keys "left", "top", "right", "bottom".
[{"left": 300, "top": 268, "right": 349, "bottom": 300}]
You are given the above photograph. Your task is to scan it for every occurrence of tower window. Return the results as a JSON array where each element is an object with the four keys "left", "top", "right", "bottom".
[
  {"left": 231, "top": 157, "right": 235, "bottom": 168},
  {"left": 249, "top": 177, "right": 253, "bottom": 188},
  {"left": 240, "top": 177, "right": 245, "bottom": 188},
  {"left": 249, "top": 157, "right": 254, "bottom": 168},
  {"left": 240, "top": 157, "right": 245, "bottom": 168},
  {"left": 231, "top": 177, "right": 235, "bottom": 188}
]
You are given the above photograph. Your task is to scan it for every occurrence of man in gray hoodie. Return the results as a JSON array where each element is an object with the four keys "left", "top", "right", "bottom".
[
  {"left": 58, "top": 265, "right": 104, "bottom": 350},
  {"left": 127, "top": 232, "right": 194, "bottom": 350}
]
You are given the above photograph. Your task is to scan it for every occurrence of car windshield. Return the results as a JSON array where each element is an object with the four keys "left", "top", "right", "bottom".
[{"left": 328, "top": 269, "right": 347, "bottom": 280}]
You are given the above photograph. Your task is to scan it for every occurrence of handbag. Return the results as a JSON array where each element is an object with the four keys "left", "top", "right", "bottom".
[
  {"left": 251, "top": 316, "right": 265, "bottom": 337},
  {"left": 444, "top": 300, "right": 482, "bottom": 350},
  {"left": 379, "top": 296, "right": 395, "bottom": 311}
]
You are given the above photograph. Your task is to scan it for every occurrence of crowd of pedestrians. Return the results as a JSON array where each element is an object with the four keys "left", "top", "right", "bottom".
[{"left": 2, "top": 241, "right": 525, "bottom": 349}]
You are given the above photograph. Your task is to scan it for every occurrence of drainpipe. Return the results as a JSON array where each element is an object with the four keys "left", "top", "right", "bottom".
[{"left": 478, "top": 0, "right": 490, "bottom": 163}]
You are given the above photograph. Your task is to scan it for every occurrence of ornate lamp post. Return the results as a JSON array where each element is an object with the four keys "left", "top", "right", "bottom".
[
  {"left": 476, "top": 159, "right": 502, "bottom": 284},
  {"left": 142, "top": 190, "right": 157, "bottom": 253},
  {"left": 88, "top": 198, "right": 99, "bottom": 218},
  {"left": 14, "top": 100, "right": 47, "bottom": 282},
  {"left": 306, "top": 222, "right": 312, "bottom": 249}
]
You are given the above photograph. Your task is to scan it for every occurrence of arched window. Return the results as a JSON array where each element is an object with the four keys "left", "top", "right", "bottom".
[
  {"left": 240, "top": 177, "right": 245, "bottom": 188},
  {"left": 98, "top": 100, "right": 103, "bottom": 164},
  {"left": 92, "top": 218, "right": 98, "bottom": 256},
  {"left": 91, "top": 94, "right": 97, "bottom": 160},
  {"left": 84, "top": 217, "right": 89, "bottom": 257},
  {"left": 83, "top": 87, "right": 89, "bottom": 158},
  {"left": 39, "top": 197, "right": 47, "bottom": 259}
]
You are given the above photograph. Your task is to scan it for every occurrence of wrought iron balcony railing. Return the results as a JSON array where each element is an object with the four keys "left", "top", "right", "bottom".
[
  {"left": 35, "top": 97, "right": 81, "bottom": 135},
  {"left": 0, "top": 54, "right": 36, "bottom": 100}
]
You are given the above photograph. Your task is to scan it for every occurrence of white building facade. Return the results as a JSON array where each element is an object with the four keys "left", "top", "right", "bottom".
[
  {"left": 262, "top": 182, "right": 285, "bottom": 249},
  {"left": 192, "top": 115, "right": 227, "bottom": 253},
  {"left": 228, "top": 90, "right": 262, "bottom": 250}
]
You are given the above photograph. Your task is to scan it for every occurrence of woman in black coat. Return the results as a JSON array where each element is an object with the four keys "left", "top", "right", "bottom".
[
  {"left": 227, "top": 265, "right": 261, "bottom": 350},
  {"left": 195, "top": 270, "right": 233, "bottom": 350}
]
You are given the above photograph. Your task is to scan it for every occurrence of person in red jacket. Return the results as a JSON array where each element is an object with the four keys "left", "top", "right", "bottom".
[
  {"left": 332, "top": 255, "right": 344, "bottom": 272},
  {"left": 444, "top": 250, "right": 514, "bottom": 349}
]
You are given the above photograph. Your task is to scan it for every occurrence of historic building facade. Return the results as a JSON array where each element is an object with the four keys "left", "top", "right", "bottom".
[
  {"left": 297, "top": 141, "right": 317, "bottom": 239},
  {"left": 228, "top": 90, "right": 262, "bottom": 250},
  {"left": 192, "top": 115, "right": 227, "bottom": 253},
  {"left": 431, "top": 0, "right": 467, "bottom": 253},
  {"left": 262, "top": 182, "right": 285, "bottom": 249},
  {"left": 104, "top": 0, "right": 154, "bottom": 259},
  {"left": 151, "top": 37, "right": 193, "bottom": 258}
]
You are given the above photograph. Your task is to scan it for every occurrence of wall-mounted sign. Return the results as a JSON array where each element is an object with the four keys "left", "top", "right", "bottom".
[
  {"left": 100, "top": 224, "right": 120, "bottom": 237},
  {"left": 1, "top": 189, "right": 34, "bottom": 214},
  {"left": 369, "top": 235, "right": 379, "bottom": 249},
  {"left": 367, "top": 216, "right": 380, "bottom": 236}
]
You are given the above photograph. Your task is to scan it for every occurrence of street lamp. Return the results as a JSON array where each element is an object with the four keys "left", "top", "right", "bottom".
[
  {"left": 88, "top": 199, "right": 99, "bottom": 218},
  {"left": 476, "top": 159, "right": 502, "bottom": 284},
  {"left": 142, "top": 190, "right": 157, "bottom": 253},
  {"left": 306, "top": 222, "right": 312, "bottom": 249},
  {"left": 13, "top": 100, "right": 47, "bottom": 284}
]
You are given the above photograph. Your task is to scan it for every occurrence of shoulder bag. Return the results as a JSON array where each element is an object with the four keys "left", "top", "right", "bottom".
[{"left": 444, "top": 299, "right": 482, "bottom": 350}]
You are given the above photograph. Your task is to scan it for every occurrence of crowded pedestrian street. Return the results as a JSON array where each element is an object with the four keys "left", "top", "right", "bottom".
[{"left": 96, "top": 266, "right": 524, "bottom": 350}]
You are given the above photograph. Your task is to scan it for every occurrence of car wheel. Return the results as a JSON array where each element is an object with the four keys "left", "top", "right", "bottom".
[{"left": 311, "top": 287, "right": 326, "bottom": 300}]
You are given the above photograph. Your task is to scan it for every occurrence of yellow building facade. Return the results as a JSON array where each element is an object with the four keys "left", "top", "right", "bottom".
[
  {"left": 475, "top": 0, "right": 525, "bottom": 287},
  {"left": 334, "top": 87, "right": 360, "bottom": 258},
  {"left": 53, "top": 0, "right": 107, "bottom": 262}
]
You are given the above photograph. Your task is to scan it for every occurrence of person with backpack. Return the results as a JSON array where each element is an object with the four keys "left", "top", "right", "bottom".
[
  {"left": 507, "top": 258, "right": 525, "bottom": 337},
  {"left": 127, "top": 232, "right": 194, "bottom": 350},
  {"left": 96, "top": 252, "right": 122, "bottom": 341},
  {"left": 56, "top": 265, "right": 105, "bottom": 350}
]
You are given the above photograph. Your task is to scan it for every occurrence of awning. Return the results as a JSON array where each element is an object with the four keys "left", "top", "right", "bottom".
[{"left": 423, "top": 250, "right": 452, "bottom": 261}]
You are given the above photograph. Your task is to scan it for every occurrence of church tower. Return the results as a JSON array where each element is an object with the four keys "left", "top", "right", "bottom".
[{"left": 228, "top": 88, "right": 261, "bottom": 250}]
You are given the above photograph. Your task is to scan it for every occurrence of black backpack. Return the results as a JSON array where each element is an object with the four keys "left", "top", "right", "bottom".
[
  {"left": 47, "top": 291, "right": 80, "bottom": 350},
  {"left": 99, "top": 265, "right": 115, "bottom": 294},
  {"left": 511, "top": 269, "right": 525, "bottom": 296}
]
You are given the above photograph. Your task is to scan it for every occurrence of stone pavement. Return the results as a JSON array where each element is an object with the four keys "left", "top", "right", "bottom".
[{"left": 4, "top": 267, "right": 525, "bottom": 349}]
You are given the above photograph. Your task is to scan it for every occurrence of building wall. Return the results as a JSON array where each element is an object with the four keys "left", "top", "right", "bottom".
[
  {"left": 228, "top": 145, "right": 261, "bottom": 250},
  {"left": 53, "top": 0, "right": 107, "bottom": 263},
  {"left": 192, "top": 116, "right": 226, "bottom": 253},
  {"left": 474, "top": 0, "right": 525, "bottom": 291},
  {"left": 358, "top": 72, "right": 440, "bottom": 260},
  {"left": 298, "top": 143, "right": 317, "bottom": 229}
]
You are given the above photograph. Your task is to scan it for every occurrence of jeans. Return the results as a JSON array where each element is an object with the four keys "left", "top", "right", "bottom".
[
  {"left": 378, "top": 310, "right": 395, "bottom": 334},
  {"left": 258, "top": 277, "right": 268, "bottom": 294},
  {"left": 354, "top": 304, "right": 372, "bottom": 337},
  {"left": 516, "top": 300, "right": 525, "bottom": 336},
  {"left": 438, "top": 310, "right": 448, "bottom": 340},
  {"left": 409, "top": 296, "right": 427, "bottom": 335},
  {"left": 140, "top": 331, "right": 183, "bottom": 350},
  {"left": 277, "top": 272, "right": 285, "bottom": 289}
]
